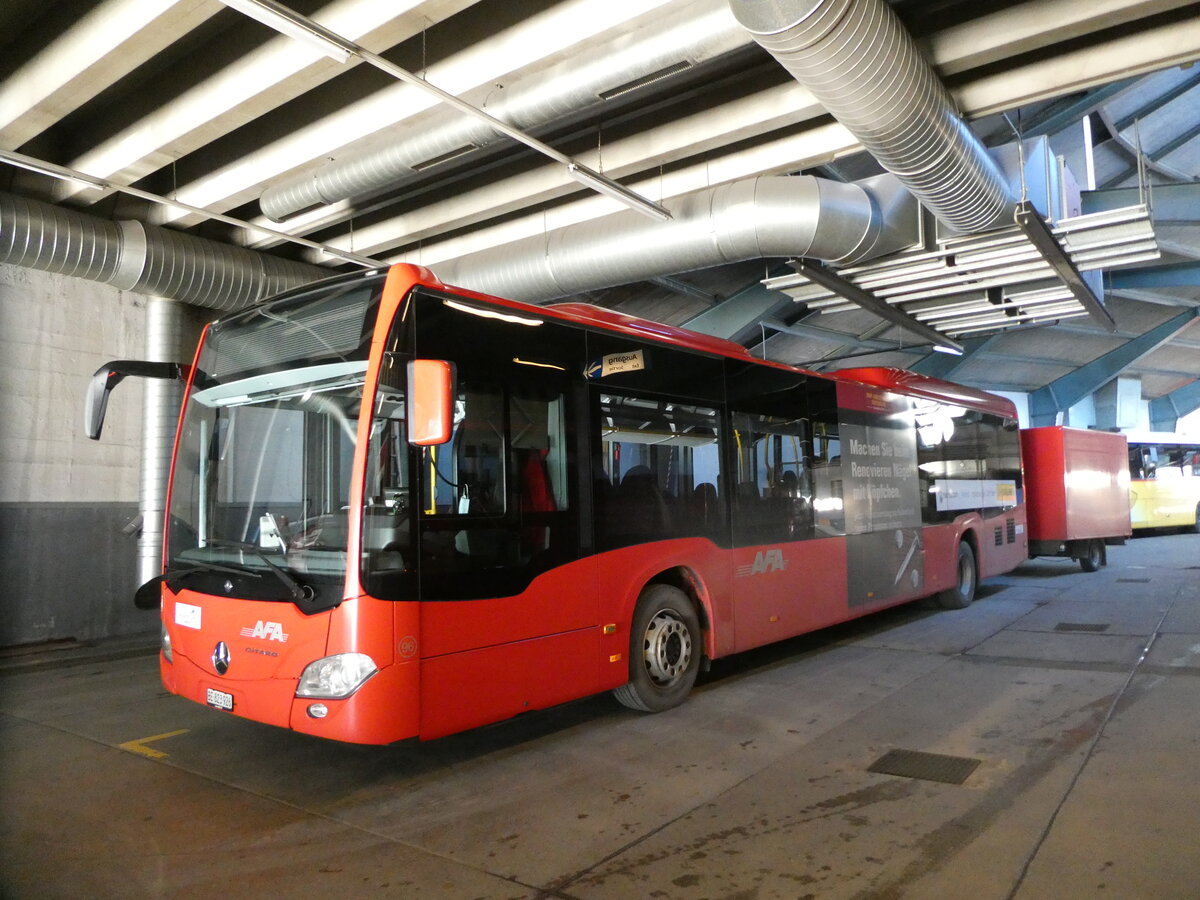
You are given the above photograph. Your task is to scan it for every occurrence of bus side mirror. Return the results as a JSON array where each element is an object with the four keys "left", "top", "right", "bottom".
[
  {"left": 85, "top": 367, "right": 127, "bottom": 440},
  {"left": 84, "top": 360, "right": 191, "bottom": 440},
  {"left": 407, "top": 359, "right": 455, "bottom": 446}
]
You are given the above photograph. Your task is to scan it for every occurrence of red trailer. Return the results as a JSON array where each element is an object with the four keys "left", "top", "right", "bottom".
[{"left": 1020, "top": 426, "right": 1131, "bottom": 571}]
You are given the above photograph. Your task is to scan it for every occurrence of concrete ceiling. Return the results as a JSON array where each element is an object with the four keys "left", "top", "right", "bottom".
[{"left": 2, "top": 0, "right": 1199, "bottom": 418}]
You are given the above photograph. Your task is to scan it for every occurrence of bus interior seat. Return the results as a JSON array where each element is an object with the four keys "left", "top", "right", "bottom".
[
  {"left": 620, "top": 465, "right": 671, "bottom": 535},
  {"left": 693, "top": 481, "right": 718, "bottom": 527}
]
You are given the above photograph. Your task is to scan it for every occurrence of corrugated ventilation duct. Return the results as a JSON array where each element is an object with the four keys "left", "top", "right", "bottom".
[
  {"left": 259, "top": 0, "right": 747, "bottom": 222},
  {"left": 728, "top": 0, "right": 1014, "bottom": 234},
  {"left": 0, "top": 190, "right": 323, "bottom": 310},
  {"left": 435, "top": 174, "right": 918, "bottom": 302},
  {"left": 138, "top": 298, "right": 189, "bottom": 587}
]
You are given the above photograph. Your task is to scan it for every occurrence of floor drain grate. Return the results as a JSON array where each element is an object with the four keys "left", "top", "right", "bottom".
[
  {"left": 1055, "top": 622, "right": 1110, "bottom": 633},
  {"left": 1117, "top": 578, "right": 1151, "bottom": 583},
  {"left": 867, "top": 749, "right": 982, "bottom": 785}
]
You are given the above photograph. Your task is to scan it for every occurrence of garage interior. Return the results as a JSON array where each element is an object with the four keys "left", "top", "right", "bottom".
[{"left": 2, "top": 0, "right": 1200, "bottom": 896}]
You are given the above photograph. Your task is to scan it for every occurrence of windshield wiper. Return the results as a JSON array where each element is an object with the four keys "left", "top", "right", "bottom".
[
  {"left": 204, "top": 539, "right": 315, "bottom": 604},
  {"left": 137, "top": 559, "right": 264, "bottom": 609},
  {"left": 168, "top": 560, "right": 263, "bottom": 580}
]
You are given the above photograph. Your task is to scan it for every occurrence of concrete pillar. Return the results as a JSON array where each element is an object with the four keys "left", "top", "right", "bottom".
[{"left": 1093, "top": 376, "right": 1142, "bottom": 432}]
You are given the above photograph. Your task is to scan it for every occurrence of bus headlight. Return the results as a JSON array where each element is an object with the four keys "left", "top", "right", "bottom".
[
  {"left": 296, "top": 653, "right": 377, "bottom": 699},
  {"left": 161, "top": 622, "right": 173, "bottom": 663}
]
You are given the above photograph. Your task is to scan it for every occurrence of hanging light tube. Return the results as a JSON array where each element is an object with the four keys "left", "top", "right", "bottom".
[
  {"left": 0, "top": 149, "right": 107, "bottom": 190},
  {"left": 218, "top": 0, "right": 672, "bottom": 222},
  {"left": 567, "top": 163, "right": 671, "bottom": 221},
  {"left": 218, "top": 0, "right": 353, "bottom": 62}
]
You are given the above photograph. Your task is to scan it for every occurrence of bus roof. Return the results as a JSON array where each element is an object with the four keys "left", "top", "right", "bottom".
[
  {"left": 833, "top": 367, "right": 1018, "bottom": 420},
  {"left": 547, "top": 302, "right": 756, "bottom": 361},
  {"left": 430, "top": 268, "right": 1020, "bottom": 418},
  {"left": 230, "top": 265, "right": 1018, "bottom": 420}
]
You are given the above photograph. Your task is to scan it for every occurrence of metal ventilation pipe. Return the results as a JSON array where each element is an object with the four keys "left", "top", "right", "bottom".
[
  {"left": 259, "top": 0, "right": 747, "bottom": 222},
  {"left": 137, "top": 298, "right": 192, "bottom": 587},
  {"left": 436, "top": 174, "right": 918, "bottom": 302},
  {"left": 2, "top": 190, "right": 327, "bottom": 593},
  {"left": 0, "top": 190, "right": 323, "bottom": 310},
  {"left": 728, "top": 0, "right": 1014, "bottom": 234}
]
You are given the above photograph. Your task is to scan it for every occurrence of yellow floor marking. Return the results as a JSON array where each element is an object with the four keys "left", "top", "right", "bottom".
[{"left": 118, "top": 729, "right": 189, "bottom": 759}]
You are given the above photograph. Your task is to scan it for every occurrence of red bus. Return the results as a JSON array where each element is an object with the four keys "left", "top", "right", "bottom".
[{"left": 89, "top": 263, "right": 1027, "bottom": 744}]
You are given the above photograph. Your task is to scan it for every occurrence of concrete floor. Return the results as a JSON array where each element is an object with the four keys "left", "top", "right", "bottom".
[{"left": 2, "top": 532, "right": 1199, "bottom": 899}]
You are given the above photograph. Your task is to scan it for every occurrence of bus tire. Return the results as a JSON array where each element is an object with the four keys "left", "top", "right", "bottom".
[
  {"left": 936, "top": 541, "right": 977, "bottom": 610},
  {"left": 1192, "top": 503, "right": 1200, "bottom": 535},
  {"left": 613, "top": 584, "right": 701, "bottom": 713},
  {"left": 1079, "top": 539, "right": 1103, "bottom": 573}
]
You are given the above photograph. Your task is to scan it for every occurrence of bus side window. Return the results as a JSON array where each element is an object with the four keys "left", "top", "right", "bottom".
[
  {"left": 412, "top": 380, "right": 577, "bottom": 599},
  {"left": 731, "top": 412, "right": 814, "bottom": 545},
  {"left": 595, "top": 393, "right": 722, "bottom": 549}
]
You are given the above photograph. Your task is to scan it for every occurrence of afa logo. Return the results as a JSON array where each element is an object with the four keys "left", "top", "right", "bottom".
[
  {"left": 239, "top": 620, "right": 289, "bottom": 642},
  {"left": 737, "top": 549, "right": 787, "bottom": 577}
]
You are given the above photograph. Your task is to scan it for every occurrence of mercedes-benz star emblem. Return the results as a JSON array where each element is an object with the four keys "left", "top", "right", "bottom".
[
  {"left": 223, "top": 579, "right": 234, "bottom": 594},
  {"left": 212, "top": 641, "right": 230, "bottom": 675}
]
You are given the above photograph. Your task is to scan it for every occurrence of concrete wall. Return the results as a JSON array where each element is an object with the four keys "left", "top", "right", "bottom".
[{"left": 0, "top": 264, "right": 152, "bottom": 647}]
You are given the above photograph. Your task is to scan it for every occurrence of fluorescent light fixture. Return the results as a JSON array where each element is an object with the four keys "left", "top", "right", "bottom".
[
  {"left": 567, "top": 163, "right": 672, "bottom": 222},
  {"left": 219, "top": 0, "right": 354, "bottom": 63},
  {"left": 932, "top": 344, "right": 963, "bottom": 355},
  {"left": 0, "top": 150, "right": 107, "bottom": 191}
]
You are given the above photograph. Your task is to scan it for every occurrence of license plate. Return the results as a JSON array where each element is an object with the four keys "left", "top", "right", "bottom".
[{"left": 206, "top": 687, "right": 234, "bottom": 711}]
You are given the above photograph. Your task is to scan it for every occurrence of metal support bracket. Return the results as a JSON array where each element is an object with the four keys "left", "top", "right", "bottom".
[
  {"left": 791, "top": 260, "right": 964, "bottom": 354},
  {"left": 1013, "top": 199, "right": 1117, "bottom": 332}
]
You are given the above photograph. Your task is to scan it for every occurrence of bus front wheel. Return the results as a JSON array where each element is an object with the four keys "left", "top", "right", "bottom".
[
  {"left": 614, "top": 584, "right": 701, "bottom": 713},
  {"left": 937, "top": 542, "right": 977, "bottom": 610}
]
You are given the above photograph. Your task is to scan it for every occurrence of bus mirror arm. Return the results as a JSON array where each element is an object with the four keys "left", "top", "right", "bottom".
[{"left": 84, "top": 360, "right": 192, "bottom": 440}]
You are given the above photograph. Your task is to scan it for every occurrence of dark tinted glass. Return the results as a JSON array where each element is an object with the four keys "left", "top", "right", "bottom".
[{"left": 594, "top": 393, "right": 724, "bottom": 550}]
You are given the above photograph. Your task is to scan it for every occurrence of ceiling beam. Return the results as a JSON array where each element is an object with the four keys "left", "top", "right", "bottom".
[
  {"left": 144, "top": 0, "right": 685, "bottom": 228},
  {"left": 148, "top": 0, "right": 1200, "bottom": 251},
  {"left": 1108, "top": 260, "right": 1200, "bottom": 289},
  {"left": 1082, "top": 183, "right": 1200, "bottom": 221},
  {"left": 683, "top": 278, "right": 788, "bottom": 342},
  {"left": 1029, "top": 306, "right": 1200, "bottom": 425},
  {"left": 1007, "top": 77, "right": 1137, "bottom": 139},
  {"left": 650, "top": 276, "right": 721, "bottom": 305},
  {"left": 1150, "top": 380, "right": 1200, "bottom": 431},
  {"left": 0, "top": 0, "right": 218, "bottom": 148},
  {"left": 57, "top": 0, "right": 477, "bottom": 205},
  {"left": 758, "top": 317, "right": 899, "bottom": 351}
]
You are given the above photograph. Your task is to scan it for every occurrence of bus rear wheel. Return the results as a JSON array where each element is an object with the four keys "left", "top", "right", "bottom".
[
  {"left": 614, "top": 584, "right": 701, "bottom": 713},
  {"left": 936, "top": 541, "right": 977, "bottom": 610}
]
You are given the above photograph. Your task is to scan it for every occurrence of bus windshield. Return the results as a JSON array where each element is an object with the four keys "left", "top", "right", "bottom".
[{"left": 166, "top": 275, "right": 385, "bottom": 608}]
